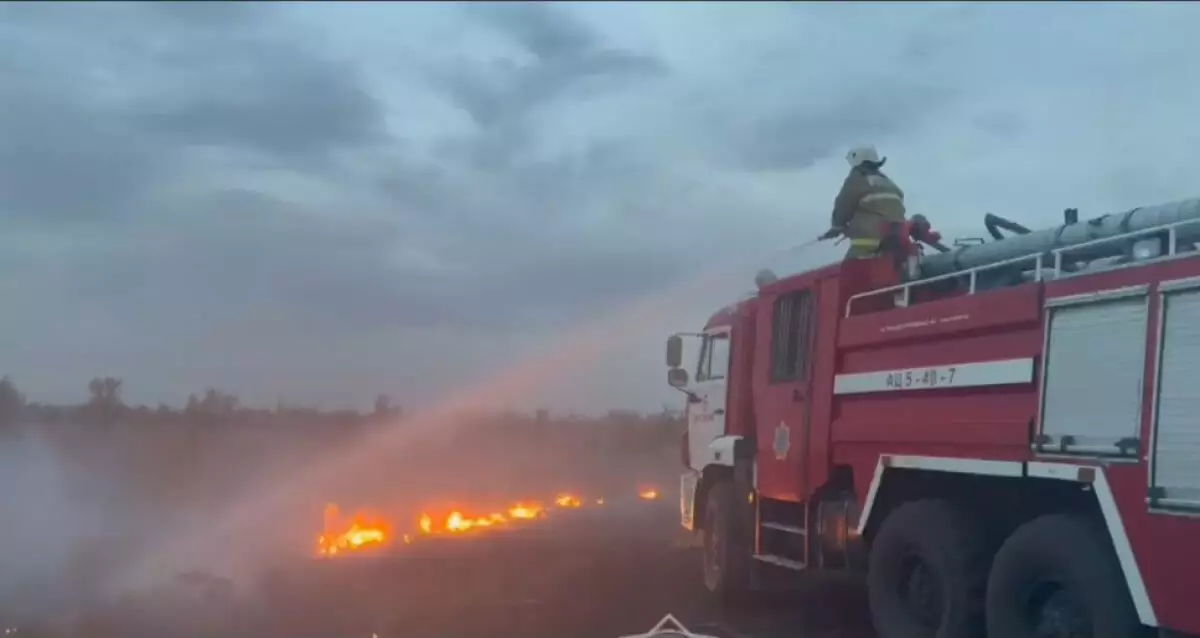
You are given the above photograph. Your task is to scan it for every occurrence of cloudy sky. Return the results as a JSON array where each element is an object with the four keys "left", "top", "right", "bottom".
[{"left": 1, "top": 2, "right": 1198, "bottom": 413}]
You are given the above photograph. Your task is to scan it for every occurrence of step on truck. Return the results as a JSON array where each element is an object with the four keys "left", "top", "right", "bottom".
[{"left": 666, "top": 199, "right": 1200, "bottom": 638}]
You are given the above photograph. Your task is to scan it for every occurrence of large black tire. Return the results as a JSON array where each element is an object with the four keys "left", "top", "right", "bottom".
[
  {"left": 867, "top": 498, "right": 988, "bottom": 638},
  {"left": 702, "top": 480, "right": 752, "bottom": 603},
  {"left": 986, "top": 513, "right": 1148, "bottom": 638}
]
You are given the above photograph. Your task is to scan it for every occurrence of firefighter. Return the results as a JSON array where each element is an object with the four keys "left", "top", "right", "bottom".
[{"left": 828, "top": 145, "right": 907, "bottom": 259}]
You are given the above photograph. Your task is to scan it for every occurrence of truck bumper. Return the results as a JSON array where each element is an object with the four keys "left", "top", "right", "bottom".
[{"left": 680, "top": 470, "right": 700, "bottom": 531}]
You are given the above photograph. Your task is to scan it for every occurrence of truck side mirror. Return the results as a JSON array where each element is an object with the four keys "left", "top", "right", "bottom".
[
  {"left": 667, "top": 368, "right": 689, "bottom": 389},
  {"left": 666, "top": 335, "right": 683, "bottom": 369}
]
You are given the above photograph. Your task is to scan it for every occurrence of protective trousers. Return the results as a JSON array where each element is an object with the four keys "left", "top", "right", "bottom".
[{"left": 844, "top": 238, "right": 882, "bottom": 259}]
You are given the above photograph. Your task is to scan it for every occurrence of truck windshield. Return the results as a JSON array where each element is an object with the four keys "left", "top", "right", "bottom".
[{"left": 695, "top": 333, "right": 730, "bottom": 382}]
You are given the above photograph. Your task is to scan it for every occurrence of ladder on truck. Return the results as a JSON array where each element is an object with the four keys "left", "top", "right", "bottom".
[
  {"left": 752, "top": 494, "right": 855, "bottom": 573},
  {"left": 753, "top": 495, "right": 809, "bottom": 571}
]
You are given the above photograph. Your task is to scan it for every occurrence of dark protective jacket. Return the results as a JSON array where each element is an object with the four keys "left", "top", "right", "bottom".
[{"left": 831, "top": 164, "right": 907, "bottom": 259}]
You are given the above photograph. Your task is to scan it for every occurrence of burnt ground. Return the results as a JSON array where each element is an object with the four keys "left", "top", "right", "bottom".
[{"left": 23, "top": 501, "right": 876, "bottom": 638}]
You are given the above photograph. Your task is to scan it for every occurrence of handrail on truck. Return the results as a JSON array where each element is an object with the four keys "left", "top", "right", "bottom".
[{"left": 844, "top": 217, "right": 1200, "bottom": 318}]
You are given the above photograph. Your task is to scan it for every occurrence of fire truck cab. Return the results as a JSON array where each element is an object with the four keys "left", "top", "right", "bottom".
[{"left": 667, "top": 198, "right": 1200, "bottom": 638}]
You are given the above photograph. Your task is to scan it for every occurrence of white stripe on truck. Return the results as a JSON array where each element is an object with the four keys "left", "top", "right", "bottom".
[{"left": 833, "top": 358, "right": 1035, "bottom": 395}]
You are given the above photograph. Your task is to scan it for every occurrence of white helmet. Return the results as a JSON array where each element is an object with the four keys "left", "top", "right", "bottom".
[
  {"left": 754, "top": 268, "right": 778, "bottom": 289},
  {"left": 846, "top": 145, "right": 882, "bottom": 168}
]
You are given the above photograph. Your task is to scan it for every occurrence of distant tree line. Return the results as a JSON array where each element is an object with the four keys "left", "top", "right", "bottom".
[
  {"left": 0, "top": 374, "right": 684, "bottom": 532},
  {"left": 0, "top": 375, "right": 683, "bottom": 445},
  {"left": 0, "top": 375, "right": 407, "bottom": 429}
]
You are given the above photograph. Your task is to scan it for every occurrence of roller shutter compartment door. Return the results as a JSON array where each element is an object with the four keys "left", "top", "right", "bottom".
[
  {"left": 1040, "top": 295, "right": 1149, "bottom": 456},
  {"left": 1152, "top": 288, "right": 1200, "bottom": 506}
]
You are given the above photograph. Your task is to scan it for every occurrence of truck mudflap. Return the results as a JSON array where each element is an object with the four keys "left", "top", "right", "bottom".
[{"left": 680, "top": 471, "right": 699, "bottom": 531}]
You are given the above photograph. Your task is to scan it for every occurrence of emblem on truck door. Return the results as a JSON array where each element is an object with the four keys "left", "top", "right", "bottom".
[{"left": 774, "top": 421, "right": 791, "bottom": 460}]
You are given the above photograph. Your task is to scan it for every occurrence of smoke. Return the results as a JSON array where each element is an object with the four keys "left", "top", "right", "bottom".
[
  {"left": 0, "top": 421, "right": 345, "bottom": 632},
  {"left": 90, "top": 408, "right": 682, "bottom": 600},
  {"left": 97, "top": 254, "right": 737, "bottom": 598},
  {"left": 0, "top": 426, "right": 130, "bottom": 624},
  {"left": 0, "top": 415, "right": 678, "bottom": 637}
]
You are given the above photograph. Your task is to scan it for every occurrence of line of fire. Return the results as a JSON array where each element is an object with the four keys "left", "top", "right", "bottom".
[{"left": 317, "top": 488, "right": 661, "bottom": 558}]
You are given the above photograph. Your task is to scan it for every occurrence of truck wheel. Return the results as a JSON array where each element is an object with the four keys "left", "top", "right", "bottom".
[
  {"left": 986, "top": 513, "right": 1147, "bottom": 638},
  {"left": 867, "top": 498, "right": 987, "bottom": 638},
  {"left": 702, "top": 480, "right": 751, "bottom": 603}
]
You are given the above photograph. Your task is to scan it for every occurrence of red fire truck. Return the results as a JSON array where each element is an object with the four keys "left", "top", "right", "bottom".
[{"left": 666, "top": 199, "right": 1200, "bottom": 638}]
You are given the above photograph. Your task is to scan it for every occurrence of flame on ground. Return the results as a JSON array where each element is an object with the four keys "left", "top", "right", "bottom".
[
  {"left": 319, "top": 488, "right": 655, "bottom": 557},
  {"left": 319, "top": 500, "right": 550, "bottom": 556},
  {"left": 419, "top": 503, "right": 549, "bottom": 535},
  {"left": 317, "top": 504, "right": 391, "bottom": 556},
  {"left": 554, "top": 493, "right": 582, "bottom": 508},
  {"left": 438, "top": 509, "right": 511, "bottom": 533},
  {"left": 507, "top": 503, "right": 545, "bottom": 520}
]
